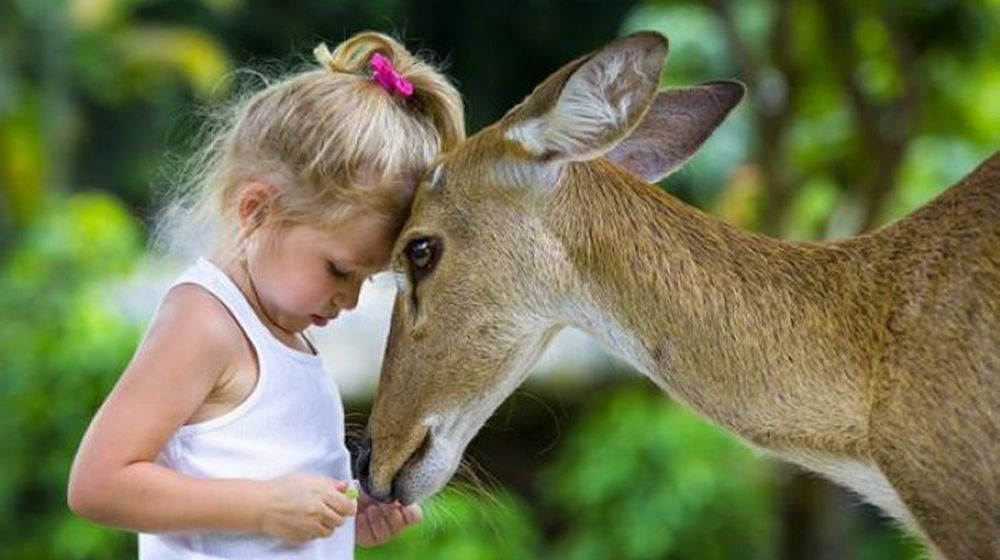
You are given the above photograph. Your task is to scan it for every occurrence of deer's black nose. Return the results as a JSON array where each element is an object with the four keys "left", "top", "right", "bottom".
[
  {"left": 354, "top": 436, "right": 413, "bottom": 503},
  {"left": 354, "top": 437, "right": 373, "bottom": 493},
  {"left": 355, "top": 438, "right": 397, "bottom": 502}
]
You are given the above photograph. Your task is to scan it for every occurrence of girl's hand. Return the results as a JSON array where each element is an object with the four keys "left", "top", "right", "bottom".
[
  {"left": 260, "top": 474, "right": 357, "bottom": 543},
  {"left": 355, "top": 489, "right": 423, "bottom": 547}
]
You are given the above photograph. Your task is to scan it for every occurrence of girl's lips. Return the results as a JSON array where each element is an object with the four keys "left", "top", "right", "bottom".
[{"left": 310, "top": 314, "right": 330, "bottom": 327}]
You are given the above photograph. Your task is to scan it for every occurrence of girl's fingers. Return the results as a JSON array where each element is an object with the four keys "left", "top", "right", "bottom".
[
  {"left": 319, "top": 504, "right": 344, "bottom": 530},
  {"left": 356, "top": 516, "right": 376, "bottom": 547},
  {"left": 322, "top": 489, "right": 357, "bottom": 517},
  {"left": 381, "top": 503, "right": 407, "bottom": 533},
  {"left": 366, "top": 505, "right": 393, "bottom": 544},
  {"left": 316, "top": 519, "right": 335, "bottom": 538},
  {"left": 402, "top": 503, "right": 423, "bottom": 525},
  {"left": 352, "top": 502, "right": 421, "bottom": 546}
]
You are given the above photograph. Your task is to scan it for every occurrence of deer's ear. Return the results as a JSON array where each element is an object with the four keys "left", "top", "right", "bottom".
[
  {"left": 504, "top": 32, "right": 668, "bottom": 163},
  {"left": 605, "top": 81, "right": 745, "bottom": 183}
]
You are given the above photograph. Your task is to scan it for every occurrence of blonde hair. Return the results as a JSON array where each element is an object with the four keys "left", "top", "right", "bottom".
[{"left": 158, "top": 31, "right": 464, "bottom": 261}]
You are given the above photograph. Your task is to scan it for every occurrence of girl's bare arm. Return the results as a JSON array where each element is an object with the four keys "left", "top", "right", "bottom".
[{"left": 67, "top": 284, "right": 269, "bottom": 533}]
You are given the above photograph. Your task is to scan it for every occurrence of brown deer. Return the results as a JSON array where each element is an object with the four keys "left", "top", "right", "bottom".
[{"left": 356, "top": 32, "right": 999, "bottom": 559}]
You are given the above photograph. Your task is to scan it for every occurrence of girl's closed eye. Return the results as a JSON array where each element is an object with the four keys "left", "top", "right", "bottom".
[{"left": 327, "top": 261, "right": 350, "bottom": 280}]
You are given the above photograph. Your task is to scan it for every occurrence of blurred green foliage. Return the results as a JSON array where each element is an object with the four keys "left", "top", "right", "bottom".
[
  {"left": 538, "top": 386, "right": 777, "bottom": 560},
  {"left": 0, "top": 193, "right": 142, "bottom": 558},
  {"left": 358, "top": 489, "right": 540, "bottom": 560},
  {"left": 623, "top": 0, "right": 998, "bottom": 236}
]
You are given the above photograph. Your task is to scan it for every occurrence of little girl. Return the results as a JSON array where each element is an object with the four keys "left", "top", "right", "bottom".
[{"left": 67, "top": 32, "right": 464, "bottom": 559}]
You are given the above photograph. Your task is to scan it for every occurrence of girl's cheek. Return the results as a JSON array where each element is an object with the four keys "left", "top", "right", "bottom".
[{"left": 310, "top": 276, "right": 337, "bottom": 305}]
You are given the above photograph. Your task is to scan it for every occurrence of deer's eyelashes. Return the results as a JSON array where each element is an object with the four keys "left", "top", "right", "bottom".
[{"left": 401, "top": 236, "right": 441, "bottom": 322}]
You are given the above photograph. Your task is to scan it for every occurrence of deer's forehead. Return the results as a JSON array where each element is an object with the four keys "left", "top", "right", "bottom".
[
  {"left": 441, "top": 128, "right": 549, "bottom": 182},
  {"left": 405, "top": 188, "right": 531, "bottom": 252},
  {"left": 432, "top": 155, "right": 561, "bottom": 202},
  {"left": 423, "top": 161, "right": 446, "bottom": 193},
  {"left": 408, "top": 131, "right": 555, "bottom": 226}
]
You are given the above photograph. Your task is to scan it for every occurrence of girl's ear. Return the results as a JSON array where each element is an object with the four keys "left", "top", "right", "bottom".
[{"left": 237, "top": 181, "right": 276, "bottom": 230}]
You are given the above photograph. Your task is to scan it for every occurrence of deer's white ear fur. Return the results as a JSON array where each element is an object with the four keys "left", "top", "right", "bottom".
[{"left": 506, "top": 32, "right": 667, "bottom": 163}]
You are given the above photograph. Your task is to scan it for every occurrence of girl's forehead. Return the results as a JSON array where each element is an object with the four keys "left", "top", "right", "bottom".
[
  {"left": 327, "top": 209, "right": 397, "bottom": 240},
  {"left": 307, "top": 213, "right": 397, "bottom": 261}
]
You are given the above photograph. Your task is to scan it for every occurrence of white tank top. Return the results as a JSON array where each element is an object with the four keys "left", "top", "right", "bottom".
[{"left": 139, "top": 258, "right": 355, "bottom": 559}]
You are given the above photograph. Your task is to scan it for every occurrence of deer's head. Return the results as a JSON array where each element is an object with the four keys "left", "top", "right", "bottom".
[{"left": 358, "top": 32, "right": 744, "bottom": 503}]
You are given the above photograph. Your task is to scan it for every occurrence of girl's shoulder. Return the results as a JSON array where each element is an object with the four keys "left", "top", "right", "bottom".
[{"left": 143, "top": 283, "right": 248, "bottom": 377}]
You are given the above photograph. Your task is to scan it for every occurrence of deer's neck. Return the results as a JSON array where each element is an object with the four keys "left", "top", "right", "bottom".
[{"left": 547, "top": 160, "right": 884, "bottom": 457}]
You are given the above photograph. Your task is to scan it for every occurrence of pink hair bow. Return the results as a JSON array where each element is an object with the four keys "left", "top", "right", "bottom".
[{"left": 369, "top": 53, "right": 413, "bottom": 98}]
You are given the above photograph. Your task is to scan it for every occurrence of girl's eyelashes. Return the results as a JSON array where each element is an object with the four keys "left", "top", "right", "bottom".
[{"left": 327, "top": 261, "right": 350, "bottom": 279}]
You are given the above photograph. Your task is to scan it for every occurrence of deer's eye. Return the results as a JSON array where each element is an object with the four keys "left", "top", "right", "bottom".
[{"left": 405, "top": 237, "right": 440, "bottom": 281}]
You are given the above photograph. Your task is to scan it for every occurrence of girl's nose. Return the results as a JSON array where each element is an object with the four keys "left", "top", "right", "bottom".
[{"left": 335, "top": 278, "right": 362, "bottom": 310}]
